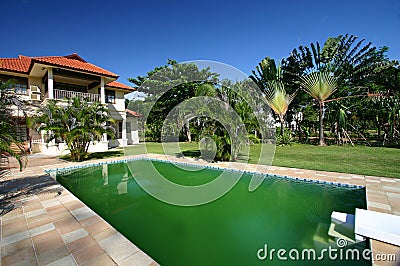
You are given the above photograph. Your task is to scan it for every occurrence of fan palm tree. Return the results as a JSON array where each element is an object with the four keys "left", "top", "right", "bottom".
[
  {"left": 300, "top": 71, "right": 337, "bottom": 145},
  {"left": 264, "top": 81, "right": 296, "bottom": 136}
]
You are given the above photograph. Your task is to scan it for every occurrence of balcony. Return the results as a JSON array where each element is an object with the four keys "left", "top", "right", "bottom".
[{"left": 45, "top": 89, "right": 100, "bottom": 102}]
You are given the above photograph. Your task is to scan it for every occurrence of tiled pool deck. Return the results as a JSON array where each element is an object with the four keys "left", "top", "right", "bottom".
[{"left": 1, "top": 153, "right": 399, "bottom": 265}]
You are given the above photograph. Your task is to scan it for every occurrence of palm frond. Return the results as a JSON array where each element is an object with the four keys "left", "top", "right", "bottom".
[
  {"left": 264, "top": 81, "right": 296, "bottom": 117},
  {"left": 300, "top": 71, "right": 337, "bottom": 102}
]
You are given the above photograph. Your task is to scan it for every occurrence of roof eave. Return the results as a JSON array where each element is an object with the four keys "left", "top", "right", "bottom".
[{"left": 29, "top": 60, "right": 119, "bottom": 79}]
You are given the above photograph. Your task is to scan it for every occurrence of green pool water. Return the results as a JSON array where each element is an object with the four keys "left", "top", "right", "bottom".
[{"left": 56, "top": 160, "right": 369, "bottom": 265}]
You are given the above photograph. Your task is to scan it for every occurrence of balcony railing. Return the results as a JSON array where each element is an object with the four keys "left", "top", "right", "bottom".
[{"left": 52, "top": 89, "right": 100, "bottom": 102}]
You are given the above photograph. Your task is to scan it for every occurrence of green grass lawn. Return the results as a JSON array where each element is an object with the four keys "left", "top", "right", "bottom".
[{"left": 109, "top": 142, "right": 400, "bottom": 178}]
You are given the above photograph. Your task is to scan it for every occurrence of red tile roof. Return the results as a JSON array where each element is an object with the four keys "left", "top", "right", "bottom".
[
  {"left": 106, "top": 81, "right": 136, "bottom": 91},
  {"left": 32, "top": 54, "right": 118, "bottom": 77},
  {"left": 0, "top": 55, "right": 31, "bottom": 73},
  {"left": 0, "top": 53, "right": 118, "bottom": 78},
  {"left": 126, "top": 109, "right": 143, "bottom": 117}
]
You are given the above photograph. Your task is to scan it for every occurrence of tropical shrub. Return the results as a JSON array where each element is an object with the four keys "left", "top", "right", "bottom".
[{"left": 31, "top": 97, "right": 115, "bottom": 161}]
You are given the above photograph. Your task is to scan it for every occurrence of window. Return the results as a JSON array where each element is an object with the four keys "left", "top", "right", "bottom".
[
  {"left": 13, "top": 84, "right": 28, "bottom": 94},
  {"left": 126, "top": 122, "right": 131, "bottom": 132},
  {"left": 105, "top": 89, "right": 115, "bottom": 103}
]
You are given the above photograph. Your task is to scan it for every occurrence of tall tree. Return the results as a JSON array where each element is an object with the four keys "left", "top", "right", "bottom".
[
  {"left": 300, "top": 71, "right": 338, "bottom": 145},
  {"left": 250, "top": 57, "right": 297, "bottom": 135},
  {"left": 264, "top": 81, "right": 296, "bottom": 135},
  {"left": 128, "top": 60, "right": 219, "bottom": 142}
]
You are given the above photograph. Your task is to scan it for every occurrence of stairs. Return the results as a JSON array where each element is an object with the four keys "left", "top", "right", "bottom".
[
  {"left": 9, "top": 142, "right": 29, "bottom": 154},
  {"left": 0, "top": 155, "right": 10, "bottom": 179}
]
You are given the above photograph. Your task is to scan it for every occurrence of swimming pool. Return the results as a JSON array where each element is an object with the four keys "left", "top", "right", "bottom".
[{"left": 56, "top": 159, "right": 369, "bottom": 265}]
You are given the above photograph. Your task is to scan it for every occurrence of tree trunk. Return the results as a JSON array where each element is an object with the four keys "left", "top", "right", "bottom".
[
  {"left": 376, "top": 116, "right": 381, "bottom": 137},
  {"left": 279, "top": 116, "right": 285, "bottom": 136},
  {"left": 319, "top": 102, "right": 326, "bottom": 146},
  {"left": 185, "top": 121, "right": 191, "bottom": 142}
]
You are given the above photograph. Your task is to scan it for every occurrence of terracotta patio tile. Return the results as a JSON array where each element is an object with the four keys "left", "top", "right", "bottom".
[
  {"left": 371, "top": 239, "right": 400, "bottom": 255},
  {"left": 387, "top": 195, "right": 400, "bottom": 203},
  {"left": 1, "top": 238, "right": 32, "bottom": 257},
  {"left": 23, "top": 203, "right": 43, "bottom": 213},
  {"left": 386, "top": 192, "right": 400, "bottom": 198},
  {"left": 32, "top": 229, "right": 65, "bottom": 254},
  {"left": 46, "top": 203, "right": 66, "bottom": 213},
  {"left": 1, "top": 214, "right": 25, "bottom": 225},
  {"left": 367, "top": 194, "right": 389, "bottom": 205},
  {"left": 64, "top": 200, "right": 85, "bottom": 211},
  {"left": 365, "top": 185, "right": 384, "bottom": 192},
  {"left": 2, "top": 218, "right": 28, "bottom": 237},
  {"left": 382, "top": 186, "right": 400, "bottom": 194},
  {"left": 350, "top": 179, "right": 366, "bottom": 186},
  {"left": 365, "top": 175, "right": 381, "bottom": 180},
  {"left": 22, "top": 199, "right": 41, "bottom": 206},
  {"left": 29, "top": 222, "right": 56, "bottom": 237},
  {"left": 27, "top": 213, "right": 49, "bottom": 224},
  {"left": 28, "top": 217, "right": 52, "bottom": 229},
  {"left": 79, "top": 215, "right": 101, "bottom": 227},
  {"left": 72, "top": 243, "right": 104, "bottom": 265},
  {"left": 85, "top": 220, "right": 110, "bottom": 237},
  {"left": 25, "top": 209, "right": 46, "bottom": 218},
  {"left": 119, "top": 250, "right": 154, "bottom": 266},
  {"left": 367, "top": 189, "right": 385, "bottom": 196},
  {"left": 46, "top": 254, "right": 77, "bottom": 266},
  {"left": 1, "top": 246, "right": 36, "bottom": 265},
  {"left": 92, "top": 228, "right": 118, "bottom": 242},
  {"left": 37, "top": 245, "right": 70, "bottom": 265},
  {"left": 367, "top": 206, "right": 393, "bottom": 214},
  {"left": 41, "top": 198, "right": 61, "bottom": 209},
  {"left": 81, "top": 253, "right": 116, "bottom": 266},
  {"left": 54, "top": 216, "right": 81, "bottom": 235},
  {"left": 62, "top": 228, "right": 89, "bottom": 244},
  {"left": 1, "top": 207, "right": 23, "bottom": 218},
  {"left": 67, "top": 235, "right": 97, "bottom": 253},
  {"left": 50, "top": 210, "right": 74, "bottom": 222}
]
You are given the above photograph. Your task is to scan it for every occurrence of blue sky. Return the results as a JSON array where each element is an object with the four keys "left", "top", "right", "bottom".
[{"left": 2, "top": 0, "right": 399, "bottom": 98}]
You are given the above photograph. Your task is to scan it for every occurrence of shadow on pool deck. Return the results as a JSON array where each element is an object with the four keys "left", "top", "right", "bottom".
[
  {"left": 0, "top": 174, "right": 62, "bottom": 215},
  {"left": 8, "top": 155, "right": 66, "bottom": 169}
]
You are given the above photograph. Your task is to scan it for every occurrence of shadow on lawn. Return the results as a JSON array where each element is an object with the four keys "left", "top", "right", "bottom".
[
  {"left": 180, "top": 150, "right": 201, "bottom": 157},
  {"left": 177, "top": 149, "right": 250, "bottom": 163},
  {"left": 60, "top": 150, "right": 124, "bottom": 161}
]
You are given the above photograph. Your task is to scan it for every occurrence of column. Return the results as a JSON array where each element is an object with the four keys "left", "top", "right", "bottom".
[
  {"left": 100, "top": 77, "right": 107, "bottom": 142},
  {"left": 100, "top": 77, "right": 105, "bottom": 104},
  {"left": 48, "top": 68, "right": 54, "bottom": 99}
]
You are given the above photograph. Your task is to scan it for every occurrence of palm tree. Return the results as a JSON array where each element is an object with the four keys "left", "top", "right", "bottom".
[
  {"left": 0, "top": 80, "right": 26, "bottom": 171},
  {"left": 251, "top": 57, "right": 282, "bottom": 89},
  {"left": 264, "top": 81, "right": 296, "bottom": 136},
  {"left": 32, "top": 97, "right": 115, "bottom": 161},
  {"left": 300, "top": 71, "right": 337, "bottom": 145}
]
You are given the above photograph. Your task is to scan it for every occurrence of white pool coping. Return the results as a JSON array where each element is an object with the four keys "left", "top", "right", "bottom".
[{"left": 355, "top": 208, "right": 400, "bottom": 246}]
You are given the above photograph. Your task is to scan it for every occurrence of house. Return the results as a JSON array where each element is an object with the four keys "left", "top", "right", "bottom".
[{"left": 0, "top": 53, "right": 141, "bottom": 155}]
